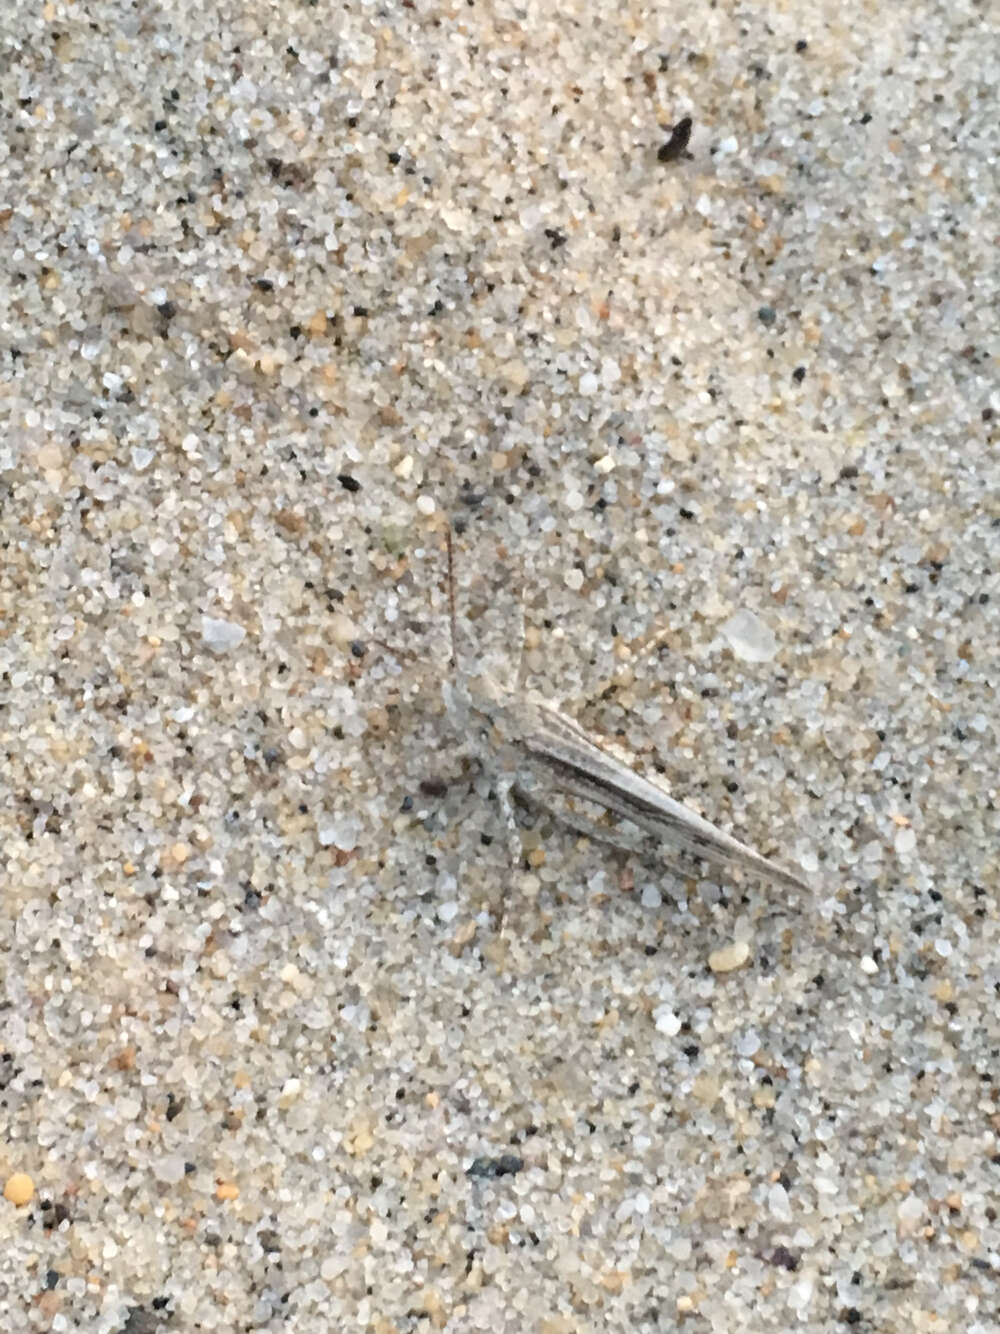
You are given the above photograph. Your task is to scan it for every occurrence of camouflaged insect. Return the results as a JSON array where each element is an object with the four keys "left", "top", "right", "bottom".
[{"left": 441, "top": 528, "right": 809, "bottom": 893}]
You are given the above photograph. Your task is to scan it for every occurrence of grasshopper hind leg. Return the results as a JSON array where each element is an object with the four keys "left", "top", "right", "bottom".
[
  {"left": 512, "top": 783, "right": 702, "bottom": 890},
  {"left": 494, "top": 775, "right": 525, "bottom": 867}
]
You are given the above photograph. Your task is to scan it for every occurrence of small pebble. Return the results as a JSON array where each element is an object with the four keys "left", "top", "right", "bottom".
[
  {"left": 767, "top": 1182, "right": 792, "bottom": 1221},
  {"left": 153, "top": 1154, "right": 187, "bottom": 1185},
  {"left": 897, "top": 1193, "right": 925, "bottom": 1237},
  {"left": 657, "top": 115, "right": 693, "bottom": 163},
  {"left": 600, "top": 357, "right": 621, "bottom": 386},
  {"left": 328, "top": 612, "right": 359, "bottom": 646},
  {"left": 3, "top": 1172, "right": 35, "bottom": 1207},
  {"left": 37, "top": 442, "right": 64, "bottom": 470},
  {"left": 201, "top": 615, "right": 246, "bottom": 653},
  {"left": 787, "top": 1276, "right": 814, "bottom": 1312},
  {"left": 708, "top": 940, "right": 751, "bottom": 973},
  {"left": 318, "top": 816, "right": 360, "bottom": 851},
  {"left": 278, "top": 1078, "right": 302, "bottom": 1108},
  {"left": 736, "top": 1030, "right": 761, "bottom": 1057},
  {"left": 720, "top": 609, "right": 778, "bottom": 663},
  {"left": 654, "top": 1006, "right": 682, "bottom": 1036},
  {"left": 894, "top": 825, "right": 917, "bottom": 854}
]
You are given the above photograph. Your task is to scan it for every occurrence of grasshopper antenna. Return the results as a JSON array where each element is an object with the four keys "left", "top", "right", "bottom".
[{"left": 445, "top": 523, "right": 459, "bottom": 670}]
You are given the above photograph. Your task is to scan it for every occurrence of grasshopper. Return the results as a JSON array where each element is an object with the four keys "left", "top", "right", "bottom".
[{"left": 439, "top": 527, "right": 809, "bottom": 894}]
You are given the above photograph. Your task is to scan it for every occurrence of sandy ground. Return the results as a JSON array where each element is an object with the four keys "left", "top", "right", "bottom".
[{"left": 1, "top": 1, "right": 998, "bottom": 1330}]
